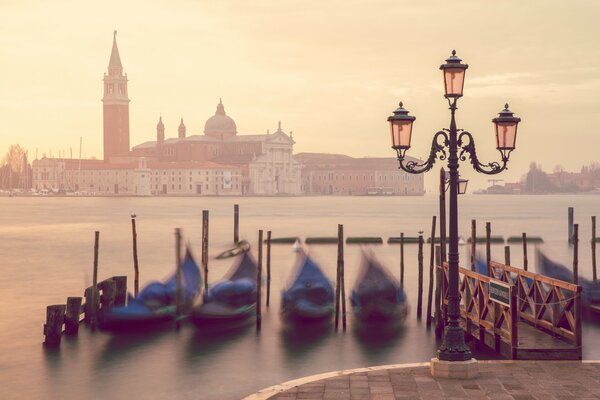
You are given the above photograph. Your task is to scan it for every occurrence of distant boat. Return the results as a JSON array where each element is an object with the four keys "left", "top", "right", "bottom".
[
  {"left": 101, "top": 249, "right": 201, "bottom": 332},
  {"left": 351, "top": 251, "right": 408, "bottom": 323},
  {"left": 190, "top": 252, "right": 257, "bottom": 328},
  {"left": 281, "top": 250, "right": 334, "bottom": 325}
]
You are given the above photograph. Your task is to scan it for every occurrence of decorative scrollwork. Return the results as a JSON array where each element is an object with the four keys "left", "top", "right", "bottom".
[
  {"left": 397, "top": 131, "right": 449, "bottom": 174},
  {"left": 458, "top": 131, "right": 508, "bottom": 175}
]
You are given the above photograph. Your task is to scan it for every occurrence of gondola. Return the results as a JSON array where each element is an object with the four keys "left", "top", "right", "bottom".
[
  {"left": 351, "top": 251, "right": 408, "bottom": 323},
  {"left": 281, "top": 250, "right": 334, "bottom": 325},
  {"left": 101, "top": 249, "right": 202, "bottom": 332},
  {"left": 190, "top": 252, "right": 257, "bottom": 328},
  {"left": 536, "top": 250, "right": 600, "bottom": 310}
]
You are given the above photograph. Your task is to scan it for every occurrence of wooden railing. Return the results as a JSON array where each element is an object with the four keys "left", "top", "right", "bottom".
[{"left": 439, "top": 261, "right": 582, "bottom": 358}]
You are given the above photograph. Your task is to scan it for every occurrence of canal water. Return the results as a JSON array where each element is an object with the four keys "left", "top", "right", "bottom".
[{"left": 1, "top": 195, "right": 599, "bottom": 399}]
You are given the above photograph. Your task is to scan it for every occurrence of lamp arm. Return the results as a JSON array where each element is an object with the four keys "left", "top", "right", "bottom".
[
  {"left": 397, "top": 131, "right": 448, "bottom": 174},
  {"left": 458, "top": 131, "right": 508, "bottom": 175}
]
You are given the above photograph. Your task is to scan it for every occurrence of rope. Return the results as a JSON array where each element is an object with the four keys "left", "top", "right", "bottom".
[{"left": 515, "top": 293, "right": 580, "bottom": 306}]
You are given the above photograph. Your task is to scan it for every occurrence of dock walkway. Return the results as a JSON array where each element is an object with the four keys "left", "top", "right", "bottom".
[{"left": 248, "top": 361, "right": 600, "bottom": 400}]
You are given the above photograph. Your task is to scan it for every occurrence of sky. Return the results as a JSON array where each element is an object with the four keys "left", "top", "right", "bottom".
[{"left": 1, "top": 0, "right": 599, "bottom": 191}]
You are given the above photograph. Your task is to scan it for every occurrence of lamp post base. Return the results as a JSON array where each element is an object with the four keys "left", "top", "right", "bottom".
[{"left": 430, "top": 357, "right": 479, "bottom": 379}]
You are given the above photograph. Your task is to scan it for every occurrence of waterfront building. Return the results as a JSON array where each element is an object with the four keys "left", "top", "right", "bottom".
[{"left": 296, "top": 153, "right": 424, "bottom": 195}]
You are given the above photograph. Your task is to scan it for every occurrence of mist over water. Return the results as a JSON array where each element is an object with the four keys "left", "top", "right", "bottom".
[{"left": 1, "top": 195, "right": 599, "bottom": 400}]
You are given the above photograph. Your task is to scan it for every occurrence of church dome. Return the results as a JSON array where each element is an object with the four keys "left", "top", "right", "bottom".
[{"left": 204, "top": 99, "right": 237, "bottom": 139}]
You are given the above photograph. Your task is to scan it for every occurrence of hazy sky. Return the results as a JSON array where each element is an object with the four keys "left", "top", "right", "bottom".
[{"left": 1, "top": 0, "right": 599, "bottom": 190}]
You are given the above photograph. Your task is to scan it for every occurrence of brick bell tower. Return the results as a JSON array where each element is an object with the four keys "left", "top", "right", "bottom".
[{"left": 102, "top": 30, "right": 130, "bottom": 162}]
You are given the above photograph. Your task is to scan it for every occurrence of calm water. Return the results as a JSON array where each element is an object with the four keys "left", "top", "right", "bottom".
[{"left": 1, "top": 195, "right": 599, "bottom": 400}]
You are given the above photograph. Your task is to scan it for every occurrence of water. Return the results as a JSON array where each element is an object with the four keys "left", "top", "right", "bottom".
[{"left": 1, "top": 195, "right": 599, "bottom": 399}]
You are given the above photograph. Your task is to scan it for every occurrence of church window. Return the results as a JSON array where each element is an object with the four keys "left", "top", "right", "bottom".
[
  {"left": 172, "top": 184, "right": 174, "bottom": 189},
  {"left": 179, "top": 184, "right": 181, "bottom": 190},
  {"left": 189, "top": 184, "right": 192, "bottom": 190},
  {"left": 108, "top": 84, "right": 114, "bottom": 94}
]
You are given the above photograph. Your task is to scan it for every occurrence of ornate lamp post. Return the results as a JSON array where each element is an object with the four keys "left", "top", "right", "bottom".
[{"left": 388, "top": 50, "right": 520, "bottom": 364}]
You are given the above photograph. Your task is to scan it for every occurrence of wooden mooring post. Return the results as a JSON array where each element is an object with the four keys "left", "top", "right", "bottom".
[
  {"left": 175, "top": 228, "right": 183, "bottom": 325},
  {"left": 434, "top": 245, "right": 443, "bottom": 336},
  {"left": 504, "top": 245, "right": 511, "bottom": 266},
  {"left": 256, "top": 230, "right": 263, "bottom": 330},
  {"left": 335, "top": 228, "right": 341, "bottom": 331},
  {"left": 64, "top": 297, "right": 82, "bottom": 335},
  {"left": 426, "top": 216, "right": 436, "bottom": 326},
  {"left": 568, "top": 207, "right": 574, "bottom": 244},
  {"left": 131, "top": 215, "right": 139, "bottom": 296},
  {"left": 89, "top": 231, "right": 100, "bottom": 330},
  {"left": 522, "top": 232, "right": 528, "bottom": 271},
  {"left": 266, "top": 230, "right": 272, "bottom": 307},
  {"left": 439, "top": 167, "right": 447, "bottom": 264},
  {"left": 486, "top": 222, "right": 491, "bottom": 276},
  {"left": 338, "top": 224, "right": 346, "bottom": 331},
  {"left": 113, "top": 276, "right": 127, "bottom": 306},
  {"left": 573, "top": 223, "right": 579, "bottom": 285},
  {"left": 44, "top": 304, "right": 65, "bottom": 347},
  {"left": 400, "top": 232, "right": 405, "bottom": 286},
  {"left": 99, "top": 279, "right": 116, "bottom": 323},
  {"left": 202, "top": 210, "right": 209, "bottom": 292},
  {"left": 592, "top": 216, "right": 597, "bottom": 282},
  {"left": 234, "top": 204, "right": 239, "bottom": 244},
  {"left": 417, "top": 233, "right": 424, "bottom": 320},
  {"left": 471, "top": 219, "right": 476, "bottom": 271}
]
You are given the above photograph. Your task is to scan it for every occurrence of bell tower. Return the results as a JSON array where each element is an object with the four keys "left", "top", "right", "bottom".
[{"left": 102, "top": 30, "right": 130, "bottom": 162}]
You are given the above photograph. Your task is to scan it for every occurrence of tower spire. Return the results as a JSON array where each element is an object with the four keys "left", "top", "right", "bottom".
[{"left": 108, "top": 30, "right": 123, "bottom": 75}]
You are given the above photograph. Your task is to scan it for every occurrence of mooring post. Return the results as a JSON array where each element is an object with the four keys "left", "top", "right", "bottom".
[
  {"left": 486, "top": 222, "right": 491, "bottom": 277},
  {"left": 417, "top": 233, "right": 424, "bottom": 320},
  {"left": 400, "top": 232, "right": 405, "bottom": 286},
  {"left": 131, "top": 215, "right": 139, "bottom": 296},
  {"left": 522, "top": 232, "right": 528, "bottom": 272},
  {"left": 65, "top": 297, "right": 82, "bottom": 335},
  {"left": 99, "top": 279, "right": 116, "bottom": 323},
  {"left": 471, "top": 219, "right": 476, "bottom": 271},
  {"left": 334, "top": 227, "right": 341, "bottom": 331},
  {"left": 434, "top": 245, "right": 443, "bottom": 336},
  {"left": 266, "top": 230, "right": 272, "bottom": 307},
  {"left": 112, "top": 276, "right": 127, "bottom": 306},
  {"left": 44, "top": 304, "right": 66, "bottom": 347},
  {"left": 339, "top": 224, "right": 346, "bottom": 331},
  {"left": 573, "top": 223, "right": 579, "bottom": 285},
  {"left": 234, "top": 204, "right": 239, "bottom": 244},
  {"left": 202, "top": 210, "right": 209, "bottom": 292},
  {"left": 256, "top": 230, "right": 263, "bottom": 330},
  {"left": 568, "top": 207, "right": 574, "bottom": 244},
  {"left": 439, "top": 167, "right": 447, "bottom": 264},
  {"left": 175, "top": 228, "right": 183, "bottom": 322},
  {"left": 510, "top": 287, "right": 518, "bottom": 358},
  {"left": 426, "top": 216, "right": 436, "bottom": 326},
  {"left": 504, "top": 245, "right": 511, "bottom": 266},
  {"left": 592, "top": 216, "right": 597, "bottom": 282},
  {"left": 90, "top": 231, "right": 100, "bottom": 330}
]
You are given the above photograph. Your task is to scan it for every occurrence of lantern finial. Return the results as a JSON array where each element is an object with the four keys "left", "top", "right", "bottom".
[
  {"left": 452, "top": 49, "right": 456, "bottom": 56},
  {"left": 399, "top": 101, "right": 403, "bottom": 107},
  {"left": 504, "top": 103, "right": 509, "bottom": 110}
]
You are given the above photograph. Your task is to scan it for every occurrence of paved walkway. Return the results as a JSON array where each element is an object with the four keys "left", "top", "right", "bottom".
[{"left": 246, "top": 361, "right": 600, "bottom": 400}]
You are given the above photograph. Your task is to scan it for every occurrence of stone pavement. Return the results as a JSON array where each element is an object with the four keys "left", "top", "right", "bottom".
[{"left": 247, "top": 361, "right": 600, "bottom": 400}]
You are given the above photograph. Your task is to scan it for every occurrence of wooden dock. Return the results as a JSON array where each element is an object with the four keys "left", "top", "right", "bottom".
[{"left": 439, "top": 260, "right": 582, "bottom": 360}]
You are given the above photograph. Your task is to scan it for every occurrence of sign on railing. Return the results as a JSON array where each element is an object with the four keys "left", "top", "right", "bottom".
[{"left": 489, "top": 279, "right": 511, "bottom": 307}]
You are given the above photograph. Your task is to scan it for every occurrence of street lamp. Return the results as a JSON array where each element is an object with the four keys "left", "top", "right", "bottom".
[
  {"left": 387, "top": 50, "right": 520, "bottom": 365},
  {"left": 443, "top": 172, "right": 468, "bottom": 194}
]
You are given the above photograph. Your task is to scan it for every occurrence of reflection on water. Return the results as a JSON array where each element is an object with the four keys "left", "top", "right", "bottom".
[{"left": 3, "top": 195, "right": 600, "bottom": 399}]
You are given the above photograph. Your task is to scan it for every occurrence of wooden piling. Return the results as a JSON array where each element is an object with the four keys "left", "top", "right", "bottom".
[
  {"left": 112, "top": 276, "right": 127, "bottom": 306},
  {"left": 504, "top": 245, "right": 511, "bottom": 266},
  {"left": 486, "top": 222, "right": 491, "bottom": 277},
  {"left": 400, "top": 232, "right": 405, "bottom": 286},
  {"left": 592, "top": 216, "right": 597, "bottom": 282},
  {"left": 338, "top": 224, "right": 346, "bottom": 331},
  {"left": 439, "top": 168, "right": 447, "bottom": 263},
  {"left": 99, "top": 279, "right": 116, "bottom": 322},
  {"left": 426, "top": 216, "right": 437, "bottom": 326},
  {"left": 522, "top": 232, "right": 528, "bottom": 271},
  {"left": 256, "top": 230, "right": 263, "bottom": 330},
  {"left": 266, "top": 230, "right": 271, "bottom": 307},
  {"left": 90, "top": 231, "right": 100, "bottom": 330},
  {"left": 202, "top": 210, "right": 209, "bottom": 292},
  {"left": 568, "top": 207, "right": 574, "bottom": 244},
  {"left": 573, "top": 223, "right": 579, "bottom": 285},
  {"left": 131, "top": 216, "right": 139, "bottom": 296},
  {"left": 471, "top": 220, "right": 476, "bottom": 271},
  {"left": 417, "top": 234, "right": 424, "bottom": 320},
  {"left": 434, "top": 245, "right": 443, "bottom": 336},
  {"left": 335, "top": 229, "right": 341, "bottom": 331},
  {"left": 234, "top": 204, "right": 239, "bottom": 244},
  {"left": 175, "top": 228, "right": 183, "bottom": 318},
  {"left": 65, "top": 297, "right": 82, "bottom": 335},
  {"left": 44, "top": 304, "right": 65, "bottom": 347}
]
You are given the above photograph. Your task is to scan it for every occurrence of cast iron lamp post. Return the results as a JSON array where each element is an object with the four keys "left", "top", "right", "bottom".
[{"left": 387, "top": 50, "right": 520, "bottom": 362}]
